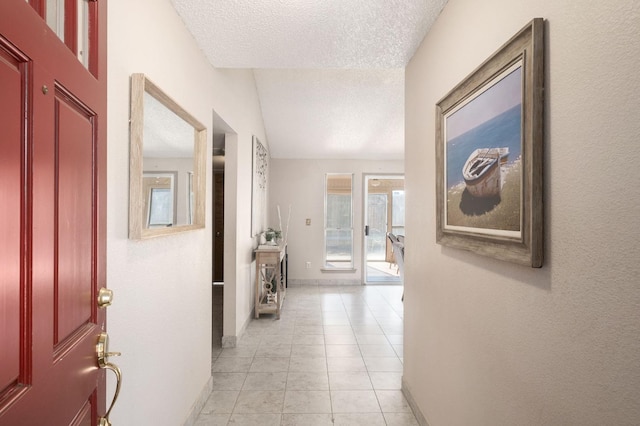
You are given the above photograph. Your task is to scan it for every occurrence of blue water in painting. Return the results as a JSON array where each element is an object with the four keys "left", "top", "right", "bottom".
[{"left": 446, "top": 105, "right": 522, "bottom": 189}]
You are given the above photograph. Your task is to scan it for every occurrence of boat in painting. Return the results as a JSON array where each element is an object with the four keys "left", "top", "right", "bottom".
[{"left": 462, "top": 147, "right": 509, "bottom": 197}]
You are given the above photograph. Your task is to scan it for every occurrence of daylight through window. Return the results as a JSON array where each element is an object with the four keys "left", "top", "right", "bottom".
[{"left": 324, "top": 174, "right": 353, "bottom": 268}]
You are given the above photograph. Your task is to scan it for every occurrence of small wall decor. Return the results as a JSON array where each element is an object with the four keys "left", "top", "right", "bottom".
[
  {"left": 435, "top": 18, "right": 544, "bottom": 267},
  {"left": 251, "top": 136, "right": 269, "bottom": 237}
]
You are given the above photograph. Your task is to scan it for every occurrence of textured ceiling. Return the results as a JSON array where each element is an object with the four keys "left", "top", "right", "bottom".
[
  {"left": 170, "top": 0, "right": 448, "bottom": 159},
  {"left": 254, "top": 68, "right": 404, "bottom": 159}
]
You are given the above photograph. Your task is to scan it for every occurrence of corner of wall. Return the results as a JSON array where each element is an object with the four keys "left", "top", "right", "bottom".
[
  {"left": 402, "top": 377, "right": 430, "bottom": 426},
  {"left": 222, "top": 301, "right": 255, "bottom": 348}
]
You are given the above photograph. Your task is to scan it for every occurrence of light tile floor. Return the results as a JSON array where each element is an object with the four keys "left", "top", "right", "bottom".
[{"left": 196, "top": 284, "right": 417, "bottom": 426}]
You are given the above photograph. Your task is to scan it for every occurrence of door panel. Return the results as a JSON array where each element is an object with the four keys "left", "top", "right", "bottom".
[
  {"left": 70, "top": 400, "right": 93, "bottom": 426},
  {"left": 0, "top": 0, "right": 108, "bottom": 424},
  {"left": 213, "top": 172, "right": 224, "bottom": 282},
  {"left": 55, "top": 90, "right": 95, "bottom": 345},
  {"left": 0, "top": 42, "right": 24, "bottom": 399},
  {"left": 367, "top": 194, "right": 388, "bottom": 261}
]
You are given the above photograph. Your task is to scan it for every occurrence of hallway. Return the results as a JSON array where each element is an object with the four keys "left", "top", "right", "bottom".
[{"left": 197, "top": 285, "right": 416, "bottom": 425}]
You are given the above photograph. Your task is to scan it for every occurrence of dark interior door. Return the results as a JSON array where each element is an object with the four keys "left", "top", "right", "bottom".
[
  {"left": 0, "top": 0, "right": 108, "bottom": 424},
  {"left": 213, "top": 171, "right": 225, "bottom": 282}
]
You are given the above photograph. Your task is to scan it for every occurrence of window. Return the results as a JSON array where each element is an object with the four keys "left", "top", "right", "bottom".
[
  {"left": 148, "top": 188, "right": 173, "bottom": 227},
  {"left": 44, "top": 0, "right": 92, "bottom": 68},
  {"left": 142, "top": 173, "right": 176, "bottom": 228},
  {"left": 324, "top": 174, "right": 353, "bottom": 268}
]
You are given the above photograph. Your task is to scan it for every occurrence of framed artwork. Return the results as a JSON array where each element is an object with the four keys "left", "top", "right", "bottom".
[
  {"left": 251, "top": 136, "right": 269, "bottom": 237},
  {"left": 435, "top": 18, "right": 544, "bottom": 267}
]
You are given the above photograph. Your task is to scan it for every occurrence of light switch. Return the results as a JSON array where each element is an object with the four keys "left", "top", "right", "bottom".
[{"left": 306, "top": 218, "right": 311, "bottom": 226}]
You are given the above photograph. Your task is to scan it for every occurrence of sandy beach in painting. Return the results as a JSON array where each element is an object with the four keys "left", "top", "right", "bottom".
[{"left": 446, "top": 157, "right": 521, "bottom": 231}]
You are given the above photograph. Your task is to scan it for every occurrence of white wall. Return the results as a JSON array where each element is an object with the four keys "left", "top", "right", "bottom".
[
  {"left": 107, "top": 1, "right": 266, "bottom": 423},
  {"left": 269, "top": 159, "right": 403, "bottom": 283},
  {"left": 404, "top": 1, "right": 640, "bottom": 425}
]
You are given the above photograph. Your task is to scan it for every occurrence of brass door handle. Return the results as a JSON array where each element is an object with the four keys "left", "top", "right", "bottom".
[{"left": 97, "top": 332, "right": 122, "bottom": 426}]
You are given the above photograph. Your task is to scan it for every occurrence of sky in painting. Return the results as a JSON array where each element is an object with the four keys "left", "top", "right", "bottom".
[{"left": 446, "top": 65, "right": 522, "bottom": 141}]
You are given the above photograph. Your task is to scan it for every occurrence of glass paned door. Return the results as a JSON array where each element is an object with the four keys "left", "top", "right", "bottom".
[{"left": 364, "top": 176, "right": 404, "bottom": 284}]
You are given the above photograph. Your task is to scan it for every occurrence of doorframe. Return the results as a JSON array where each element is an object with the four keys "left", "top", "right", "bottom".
[
  {"left": 210, "top": 109, "right": 236, "bottom": 350},
  {"left": 361, "top": 173, "right": 404, "bottom": 284}
]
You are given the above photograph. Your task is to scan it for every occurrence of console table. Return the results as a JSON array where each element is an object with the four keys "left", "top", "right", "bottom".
[{"left": 254, "top": 244, "right": 287, "bottom": 319}]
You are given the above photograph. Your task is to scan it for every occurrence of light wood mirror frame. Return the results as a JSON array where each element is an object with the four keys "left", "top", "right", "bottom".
[{"left": 129, "top": 73, "right": 207, "bottom": 239}]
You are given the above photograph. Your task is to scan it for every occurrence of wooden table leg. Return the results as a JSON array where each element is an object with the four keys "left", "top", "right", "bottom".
[{"left": 255, "top": 261, "right": 260, "bottom": 319}]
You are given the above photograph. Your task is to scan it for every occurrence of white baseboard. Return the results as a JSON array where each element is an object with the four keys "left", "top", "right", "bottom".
[
  {"left": 221, "top": 335, "right": 237, "bottom": 348},
  {"left": 288, "top": 279, "right": 362, "bottom": 286},
  {"left": 221, "top": 306, "right": 254, "bottom": 348},
  {"left": 402, "top": 377, "right": 430, "bottom": 426},
  {"left": 182, "top": 376, "right": 213, "bottom": 426}
]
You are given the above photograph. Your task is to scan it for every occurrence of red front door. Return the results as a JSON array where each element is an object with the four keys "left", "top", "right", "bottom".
[{"left": 0, "top": 0, "right": 108, "bottom": 424}]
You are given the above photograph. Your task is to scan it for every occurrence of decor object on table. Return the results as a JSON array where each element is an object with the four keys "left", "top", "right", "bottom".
[
  {"left": 264, "top": 228, "right": 282, "bottom": 246},
  {"left": 435, "top": 18, "right": 544, "bottom": 267},
  {"left": 277, "top": 204, "right": 292, "bottom": 246}
]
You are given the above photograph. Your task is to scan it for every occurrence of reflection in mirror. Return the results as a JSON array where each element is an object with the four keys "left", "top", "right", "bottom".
[
  {"left": 129, "top": 74, "right": 206, "bottom": 239},
  {"left": 143, "top": 172, "right": 176, "bottom": 227}
]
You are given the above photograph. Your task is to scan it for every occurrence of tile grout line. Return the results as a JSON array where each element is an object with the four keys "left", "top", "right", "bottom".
[{"left": 202, "top": 285, "right": 410, "bottom": 425}]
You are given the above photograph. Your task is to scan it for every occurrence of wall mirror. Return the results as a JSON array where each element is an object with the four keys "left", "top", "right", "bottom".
[{"left": 129, "top": 73, "right": 207, "bottom": 239}]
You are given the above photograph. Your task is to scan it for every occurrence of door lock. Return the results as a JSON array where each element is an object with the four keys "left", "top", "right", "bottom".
[{"left": 97, "top": 288, "right": 113, "bottom": 308}]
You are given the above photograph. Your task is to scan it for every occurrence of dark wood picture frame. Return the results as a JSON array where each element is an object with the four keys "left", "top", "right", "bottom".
[{"left": 435, "top": 18, "right": 544, "bottom": 267}]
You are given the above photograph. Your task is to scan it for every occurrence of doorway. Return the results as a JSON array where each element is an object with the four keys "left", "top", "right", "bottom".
[
  {"left": 363, "top": 175, "right": 405, "bottom": 284},
  {"left": 211, "top": 111, "right": 235, "bottom": 352},
  {"left": 212, "top": 149, "right": 224, "bottom": 347},
  {"left": 213, "top": 156, "right": 225, "bottom": 284}
]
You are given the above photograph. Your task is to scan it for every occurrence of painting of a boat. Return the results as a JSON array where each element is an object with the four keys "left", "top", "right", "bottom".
[{"left": 462, "top": 147, "right": 509, "bottom": 197}]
